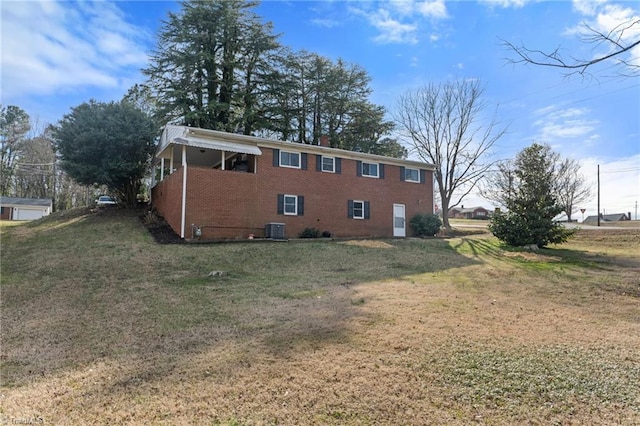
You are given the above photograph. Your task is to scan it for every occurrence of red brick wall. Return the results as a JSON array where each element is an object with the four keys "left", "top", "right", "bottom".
[
  {"left": 152, "top": 149, "right": 434, "bottom": 240},
  {"left": 0, "top": 207, "right": 12, "bottom": 220},
  {"left": 151, "top": 168, "right": 184, "bottom": 235}
]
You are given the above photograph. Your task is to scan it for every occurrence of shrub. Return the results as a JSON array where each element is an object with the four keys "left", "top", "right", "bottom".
[
  {"left": 410, "top": 213, "right": 442, "bottom": 237},
  {"left": 299, "top": 227, "right": 320, "bottom": 238},
  {"left": 489, "top": 210, "right": 574, "bottom": 247},
  {"left": 321, "top": 230, "right": 332, "bottom": 238}
]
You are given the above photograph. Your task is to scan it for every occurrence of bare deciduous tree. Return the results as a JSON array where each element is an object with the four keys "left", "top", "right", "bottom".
[
  {"left": 395, "top": 80, "right": 507, "bottom": 229},
  {"left": 555, "top": 158, "right": 592, "bottom": 222},
  {"left": 481, "top": 146, "right": 592, "bottom": 222},
  {"left": 502, "top": 19, "right": 640, "bottom": 78}
]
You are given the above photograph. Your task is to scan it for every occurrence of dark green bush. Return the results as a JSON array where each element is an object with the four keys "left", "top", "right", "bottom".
[
  {"left": 410, "top": 213, "right": 442, "bottom": 237},
  {"left": 299, "top": 227, "right": 320, "bottom": 238},
  {"left": 489, "top": 211, "right": 574, "bottom": 247},
  {"left": 321, "top": 230, "right": 332, "bottom": 238}
]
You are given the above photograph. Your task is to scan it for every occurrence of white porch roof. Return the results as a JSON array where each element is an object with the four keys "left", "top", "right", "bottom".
[{"left": 173, "top": 135, "right": 262, "bottom": 156}]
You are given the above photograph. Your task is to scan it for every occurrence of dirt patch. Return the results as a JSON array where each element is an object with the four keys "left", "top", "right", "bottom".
[{"left": 139, "top": 211, "right": 183, "bottom": 244}]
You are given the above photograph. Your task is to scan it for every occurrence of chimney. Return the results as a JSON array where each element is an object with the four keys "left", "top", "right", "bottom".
[{"left": 319, "top": 135, "right": 329, "bottom": 147}]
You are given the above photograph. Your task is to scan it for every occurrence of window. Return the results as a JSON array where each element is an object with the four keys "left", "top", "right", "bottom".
[
  {"left": 348, "top": 200, "right": 370, "bottom": 220},
  {"left": 404, "top": 168, "right": 419, "bottom": 182},
  {"left": 316, "top": 155, "right": 341, "bottom": 173},
  {"left": 322, "top": 156, "right": 335, "bottom": 172},
  {"left": 284, "top": 195, "right": 297, "bottom": 215},
  {"left": 277, "top": 194, "right": 305, "bottom": 216},
  {"left": 357, "top": 161, "right": 384, "bottom": 178},
  {"left": 400, "top": 166, "right": 425, "bottom": 183},
  {"left": 353, "top": 201, "right": 364, "bottom": 219},
  {"left": 273, "top": 149, "right": 307, "bottom": 169},
  {"left": 280, "top": 151, "right": 300, "bottom": 168},
  {"left": 362, "top": 162, "right": 378, "bottom": 177}
]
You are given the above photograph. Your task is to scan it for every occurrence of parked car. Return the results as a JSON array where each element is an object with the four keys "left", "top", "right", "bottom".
[{"left": 95, "top": 196, "right": 117, "bottom": 206}]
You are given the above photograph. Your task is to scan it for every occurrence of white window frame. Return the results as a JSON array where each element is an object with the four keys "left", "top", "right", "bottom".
[
  {"left": 404, "top": 167, "right": 420, "bottom": 183},
  {"left": 283, "top": 194, "right": 298, "bottom": 215},
  {"left": 321, "top": 156, "right": 335, "bottom": 173},
  {"left": 352, "top": 200, "right": 365, "bottom": 219},
  {"left": 280, "top": 151, "right": 301, "bottom": 169},
  {"left": 361, "top": 162, "right": 379, "bottom": 178}
]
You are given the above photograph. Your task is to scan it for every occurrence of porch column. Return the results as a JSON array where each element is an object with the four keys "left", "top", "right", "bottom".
[
  {"left": 170, "top": 146, "right": 174, "bottom": 174},
  {"left": 160, "top": 157, "right": 165, "bottom": 181},
  {"left": 180, "top": 145, "right": 187, "bottom": 239},
  {"left": 221, "top": 151, "right": 226, "bottom": 170}
]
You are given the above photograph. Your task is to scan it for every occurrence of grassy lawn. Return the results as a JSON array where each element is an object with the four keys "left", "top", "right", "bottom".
[{"left": 1, "top": 208, "right": 639, "bottom": 425}]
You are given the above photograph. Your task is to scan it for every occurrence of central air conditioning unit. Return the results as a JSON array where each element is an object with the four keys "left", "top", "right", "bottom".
[{"left": 265, "top": 222, "right": 286, "bottom": 240}]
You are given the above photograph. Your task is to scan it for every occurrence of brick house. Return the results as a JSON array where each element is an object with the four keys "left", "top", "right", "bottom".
[
  {"left": 151, "top": 126, "right": 435, "bottom": 240},
  {"left": 448, "top": 206, "right": 489, "bottom": 219}
]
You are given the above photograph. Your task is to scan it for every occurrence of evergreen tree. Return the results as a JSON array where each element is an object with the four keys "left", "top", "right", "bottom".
[
  {"left": 489, "top": 143, "right": 574, "bottom": 247},
  {"left": 53, "top": 100, "right": 156, "bottom": 207}
]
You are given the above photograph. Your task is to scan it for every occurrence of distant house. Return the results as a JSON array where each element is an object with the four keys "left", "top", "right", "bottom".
[
  {"left": 448, "top": 206, "right": 489, "bottom": 220},
  {"left": 150, "top": 126, "right": 435, "bottom": 240},
  {"left": 583, "top": 213, "right": 630, "bottom": 224},
  {"left": 0, "top": 197, "right": 53, "bottom": 221}
]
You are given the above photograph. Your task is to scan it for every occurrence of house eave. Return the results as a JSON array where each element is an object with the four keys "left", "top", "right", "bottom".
[{"left": 154, "top": 125, "right": 435, "bottom": 171}]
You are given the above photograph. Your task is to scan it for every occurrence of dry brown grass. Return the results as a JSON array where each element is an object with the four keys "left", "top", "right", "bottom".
[{"left": 1, "top": 209, "right": 639, "bottom": 425}]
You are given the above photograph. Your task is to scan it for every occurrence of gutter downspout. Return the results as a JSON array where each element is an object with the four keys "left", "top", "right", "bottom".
[{"left": 181, "top": 144, "right": 187, "bottom": 239}]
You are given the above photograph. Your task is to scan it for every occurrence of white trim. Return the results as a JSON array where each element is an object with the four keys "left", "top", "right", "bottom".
[
  {"left": 393, "top": 204, "right": 406, "bottom": 237},
  {"left": 361, "top": 162, "right": 379, "bottom": 178},
  {"left": 404, "top": 167, "right": 420, "bottom": 183},
  {"left": 156, "top": 125, "right": 435, "bottom": 171},
  {"left": 279, "top": 150, "right": 301, "bottom": 169},
  {"left": 174, "top": 135, "right": 262, "bottom": 156},
  {"left": 283, "top": 194, "right": 298, "bottom": 215},
  {"left": 352, "top": 200, "right": 365, "bottom": 219},
  {"left": 321, "top": 155, "right": 335, "bottom": 173},
  {"left": 180, "top": 145, "right": 187, "bottom": 239}
]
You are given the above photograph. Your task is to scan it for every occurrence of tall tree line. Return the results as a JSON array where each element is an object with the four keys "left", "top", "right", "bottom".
[{"left": 144, "top": 0, "right": 404, "bottom": 157}]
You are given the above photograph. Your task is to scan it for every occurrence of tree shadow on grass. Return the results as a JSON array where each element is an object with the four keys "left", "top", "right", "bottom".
[{"left": 1, "top": 211, "right": 483, "bottom": 422}]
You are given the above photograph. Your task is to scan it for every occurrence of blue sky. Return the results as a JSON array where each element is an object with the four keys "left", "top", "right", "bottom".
[{"left": 2, "top": 0, "right": 639, "bottom": 218}]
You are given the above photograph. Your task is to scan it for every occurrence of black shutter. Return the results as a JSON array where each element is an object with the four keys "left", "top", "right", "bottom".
[
  {"left": 297, "top": 196, "right": 304, "bottom": 216},
  {"left": 364, "top": 201, "right": 370, "bottom": 219},
  {"left": 400, "top": 166, "right": 406, "bottom": 181},
  {"left": 335, "top": 158, "right": 342, "bottom": 174},
  {"left": 273, "top": 149, "right": 280, "bottom": 167},
  {"left": 379, "top": 164, "right": 385, "bottom": 179},
  {"left": 348, "top": 200, "right": 354, "bottom": 218},
  {"left": 277, "top": 194, "right": 284, "bottom": 215},
  {"left": 316, "top": 155, "right": 322, "bottom": 171},
  {"left": 301, "top": 153, "right": 308, "bottom": 170},
  {"left": 356, "top": 161, "right": 362, "bottom": 177},
  {"left": 420, "top": 169, "right": 426, "bottom": 184}
]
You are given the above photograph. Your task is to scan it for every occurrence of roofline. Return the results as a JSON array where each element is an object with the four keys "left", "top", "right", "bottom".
[{"left": 156, "top": 125, "right": 435, "bottom": 170}]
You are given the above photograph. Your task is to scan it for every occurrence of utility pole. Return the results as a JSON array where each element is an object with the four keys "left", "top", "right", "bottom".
[{"left": 597, "top": 164, "right": 600, "bottom": 227}]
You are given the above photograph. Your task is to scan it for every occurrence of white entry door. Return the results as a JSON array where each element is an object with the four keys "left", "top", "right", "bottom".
[{"left": 393, "top": 204, "right": 406, "bottom": 237}]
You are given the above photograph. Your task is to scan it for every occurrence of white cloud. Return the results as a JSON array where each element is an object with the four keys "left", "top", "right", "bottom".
[
  {"left": 360, "top": 8, "right": 419, "bottom": 44},
  {"left": 349, "top": 1, "right": 448, "bottom": 45},
  {"left": 533, "top": 106, "right": 599, "bottom": 141},
  {"left": 480, "top": 0, "right": 529, "bottom": 8},
  {"left": 416, "top": 1, "right": 448, "bottom": 19},
  {"left": 311, "top": 18, "right": 340, "bottom": 29},
  {"left": 0, "top": 1, "right": 150, "bottom": 98},
  {"left": 568, "top": 1, "right": 640, "bottom": 73}
]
